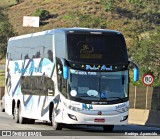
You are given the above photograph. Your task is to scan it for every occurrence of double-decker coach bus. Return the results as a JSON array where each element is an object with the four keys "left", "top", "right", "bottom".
[{"left": 5, "top": 28, "right": 139, "bottom": 131}]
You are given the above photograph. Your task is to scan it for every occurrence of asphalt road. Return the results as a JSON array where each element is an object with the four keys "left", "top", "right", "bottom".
[{"left": 0, "top": 107, "right": 160, "bottom": 138}]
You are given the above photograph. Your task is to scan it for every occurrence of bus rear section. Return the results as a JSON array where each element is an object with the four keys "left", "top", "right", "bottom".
[{"left": 5, "top": 31, "right": 57, "bottom": 124}]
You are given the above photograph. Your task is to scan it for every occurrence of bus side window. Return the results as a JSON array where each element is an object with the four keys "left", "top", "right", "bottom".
[
  {"left": 61, "top": 77, "right": 67, "bottom": 97},
  {"left": 21, "top": 76, "right": 55, "bottom": 96},
  {"left": 44, "top": 76, "right": 55, "bottom": 96},
  {"left": 58, "top": 74, "right": 67, "bottom": 98}
]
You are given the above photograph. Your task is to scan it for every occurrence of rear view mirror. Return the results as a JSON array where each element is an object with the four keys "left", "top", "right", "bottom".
[
  {"left": 63, "top": 66, "right": 69, "bottom": 80},
  {"left": 129, "top": 61, "right": 139, "bottom": 82},
  {"left": 60, "top": 58, "right": 69, "bottom": 80},
  {"left": 134, "top": 66, "right": 139, "bottom": 82}
]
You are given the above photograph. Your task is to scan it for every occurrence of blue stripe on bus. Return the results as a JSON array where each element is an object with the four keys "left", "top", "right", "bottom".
[
  {"left": 41, "top": 95, "right": 60, "bottom": 117},
  {"left": 12, "top": 59, "right": 32, "bottom": 97},
  {"left": 23, "top": 95, "right": 33, "bottom": 110},
  {"left": 50, "top": 63, "right": 55, "bottom": 78}
]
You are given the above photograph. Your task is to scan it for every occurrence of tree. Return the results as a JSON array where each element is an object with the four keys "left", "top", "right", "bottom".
[
  {"left": 33, "top": 9, "right": 50, "bottom": 20},
  {"left": 129, "top": 27, "right": 160, "bottom": 86},
  {"left": 0, "top": 12, "right": 16, "bottom": 60},
  {"left": 100, "top": 0, "right": 116, "bottom": 12},
  {"left": 16, "top": 0, "right": 22, "bottom": 4}
]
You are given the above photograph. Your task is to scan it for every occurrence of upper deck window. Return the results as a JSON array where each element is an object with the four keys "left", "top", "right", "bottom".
[
  {"left": 7, "top": 35, "right": 53, "bottom": 61},
  {"left": 67, "top": 33, "right": 128, "bottom": 65}
]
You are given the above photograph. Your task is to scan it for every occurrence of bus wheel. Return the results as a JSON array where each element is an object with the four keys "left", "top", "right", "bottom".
[
  {"left": 51, "top": 109, "right": 62, "bottom": 130},
  {"left": 1, "top": 108, "right": 5, "bottom": 112},
  {"left": 103, "top": 125, "right": 114, "bottom": 132},
  {"left": 28, "top": 119, "right": 35, "bottom": 124},
  {"left": 18, "top": 104, "right": 27, "bottom": 124},
  {"left": 14, "top": 106, "right": 19, "bottom": 123}
]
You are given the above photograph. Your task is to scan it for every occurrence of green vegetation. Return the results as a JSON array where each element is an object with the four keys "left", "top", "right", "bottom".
[
  {"left": 130, "top": 26, "right": 160, "bottom": 87},
  {"left": 0, "top": 0, "right": 16, "bottom": 8},
  {"left": 0, "top": 0, "right": 159, "bottom": 87},
  {"left": 0, "top": 12, "right": 16, "bottom": 60},
  {"left": 100, "top": 0, "right": 116, "bottom": 12},
  {"left": 63, "top": 11, "right": 102, "bottom": 28},
  {"left": 16, "top": 0, "right": 22, "bottom": 4},
  {"left": 0, "top": 69, "right": 5, "bottom": 87},
  {"left": 33, "top": 9, "right": 50, "bottom": 20}
]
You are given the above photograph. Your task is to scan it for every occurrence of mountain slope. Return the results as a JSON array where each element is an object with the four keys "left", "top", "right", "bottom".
[
  {"left": 4, "top": 0, "right": 160, "bottom": 36},
  {"left": 1, "top": 0, "right": 160, "bottom": 48},
  {"left": 0, "top": 0, "right": 160, "bottom": 86}
]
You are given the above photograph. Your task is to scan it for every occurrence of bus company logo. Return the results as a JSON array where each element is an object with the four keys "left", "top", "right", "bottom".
[
  {"left": 101, "top": 65, "right": 112, "bottom": 71},
  {"left": 82, "top": 103, "right": 93, "bottom": 110},
  {"left": 115, "top": 103, "right": 127, "bottom": 109},
  {"left": 86, "top": 65, "right": 112, "bottom": 71},
  {"left": 86, "top": 65, "right": 99, "bottom": 70},
  {"left": 80, "top": 42, "right": 94, "bottom": 54},
  {"left": 14, "top": 61, "right": 42, "bottom": 74},
  {"left": 97, "top": 111, "right": 102, "bottom": 115}
]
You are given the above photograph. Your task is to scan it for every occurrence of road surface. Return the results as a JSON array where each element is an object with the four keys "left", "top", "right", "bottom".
[{"left": 0, "top": 107, "right": 160, "bottom": 138}]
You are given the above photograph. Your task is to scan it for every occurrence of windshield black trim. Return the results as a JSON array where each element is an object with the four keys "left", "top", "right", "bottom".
[
  {"left": 68, "top": 60, "right": 129, "bottom": 72},
  {"left": 68, "top": 69, "right": 129, "bottom": 104},
  {"left": 68, "top": 96, "right": 129, "bottom": 105}
]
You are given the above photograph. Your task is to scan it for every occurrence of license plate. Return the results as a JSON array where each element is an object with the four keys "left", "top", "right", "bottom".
[{"left": 94, "top": 118, "right": 105, "bottom": 123}]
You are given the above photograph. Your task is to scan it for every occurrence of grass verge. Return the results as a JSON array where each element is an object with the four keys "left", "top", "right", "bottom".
[{"left": 0, "top": 69, "right": 5, "bottom": 87}]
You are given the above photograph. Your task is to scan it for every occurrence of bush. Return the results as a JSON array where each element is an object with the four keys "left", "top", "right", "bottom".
[
  {"left": 16, "top": 0, "right": 22, "bottom": 4},
  {"left": 33, "top": 9, "right": 50, "bottom": 20},
  {"left": 0, "top": 12, "right": 16, "bottom": 60},
  {"left": 127, "top": 0, "right": 144, "bottom": 8},
  {"left": 100, "top": 0, "right": 116, "bottom": 12},
  {"left": 64, "top": 11, "right": 102, "bottom": 28}
]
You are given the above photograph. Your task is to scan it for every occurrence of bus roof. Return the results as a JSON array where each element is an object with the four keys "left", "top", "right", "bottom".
[
  {"left": 55, "top": 27, "right": 122, "bottom": 34},
  {"left": 9, "top": 28, "right": 122, "bottom": 41}
]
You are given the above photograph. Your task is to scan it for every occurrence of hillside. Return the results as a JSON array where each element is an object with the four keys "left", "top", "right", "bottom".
[
  {"left": 0, "top": 0, "right": 160, "bottom": 86},
  {"left": 1, "top": 0, "right": 159, "bottom": 48}
]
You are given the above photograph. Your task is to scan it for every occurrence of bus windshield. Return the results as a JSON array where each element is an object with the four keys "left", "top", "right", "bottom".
[{"left": 69, "top": 69, "right": 128, "bottom": 102}]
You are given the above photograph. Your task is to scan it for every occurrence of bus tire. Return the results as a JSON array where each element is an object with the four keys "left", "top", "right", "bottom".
[
  {"left": 1, "top": 108, "right": 5, "bottom": 112},
  {"left": 103, "top": 125, "right": 114, "bottom": 132},
  {"left": 28, "top": 119, "right": 35, "bottom": 124},
  {"left": 14, "top": 106, "right": 19, "bottom": 123},
  {"left": 51, "top": 108, "right": 62, "bottom": 130},
  {"left": 18, "top": 104, "right": 27, "bottom": 124}
]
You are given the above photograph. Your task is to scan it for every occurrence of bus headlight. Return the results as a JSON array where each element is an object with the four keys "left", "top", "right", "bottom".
[
  {"left": 64, "top": 102, "right": 82, "bottom": 112},
  {"left": 116, "top": 107, "right": 129, "bottom": 113},
  {"left": 68, "top": 105, "right": 82, "bottom": 112}
]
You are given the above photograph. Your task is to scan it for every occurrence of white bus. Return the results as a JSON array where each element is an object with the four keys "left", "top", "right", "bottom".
[{"left": 5, "top": 28, "right": 139, "bottom": 131}]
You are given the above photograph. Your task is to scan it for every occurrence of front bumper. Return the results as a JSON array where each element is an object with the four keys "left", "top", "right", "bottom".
[{"left": 57, "top": 109, "right": 128, "bottom": 125}]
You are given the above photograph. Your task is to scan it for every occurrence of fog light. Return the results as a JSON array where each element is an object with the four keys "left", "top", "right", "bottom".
[
  {"left": 120, "top": 115, "right": 128, "bottom": 122},
  {"left": 68, "top": 114, "right": 78, "bottom": 121}
]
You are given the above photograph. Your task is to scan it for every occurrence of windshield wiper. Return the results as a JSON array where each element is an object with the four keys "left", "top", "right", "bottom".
[
  {"left": 81, "top": 95, "right": 97, "bottom": 97},
  {"left": 107, "top": 97, "right": 125, "bottom": 102},
  {"left": 71, "top": 97, "right": 83, "bottom": 101},
  {"left": 72, "top": 95, "right": 98, "bottom": 101}
]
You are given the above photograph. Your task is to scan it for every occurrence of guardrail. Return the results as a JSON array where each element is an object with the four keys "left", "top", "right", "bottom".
[
  {"left": 129, "top": 86, "right": 160, "bottom": 127},
  {"left": 129, "top": 86, "right": 160, "bottom": 110}
]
